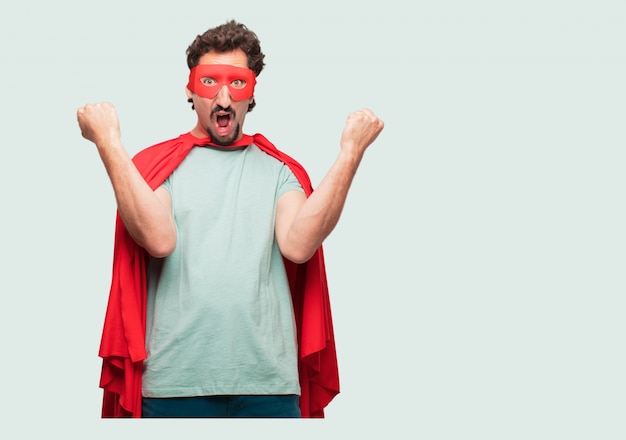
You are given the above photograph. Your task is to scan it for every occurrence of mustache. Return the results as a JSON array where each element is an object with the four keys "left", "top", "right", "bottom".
[{"left": 211, "top": 105, "right": 235, "bottom": 116}]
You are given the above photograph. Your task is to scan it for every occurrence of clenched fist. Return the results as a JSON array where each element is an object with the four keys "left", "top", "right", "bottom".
[
  {"left": 340, "top": 108, "right": 384, "bottom": 157},
  {"left": 77, "top": 102, "right": 121, "bottom": 147}
]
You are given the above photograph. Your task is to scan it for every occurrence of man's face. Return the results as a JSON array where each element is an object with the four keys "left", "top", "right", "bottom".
[{"left": 186, "top": 49, "right": 255, "bottom": 145}]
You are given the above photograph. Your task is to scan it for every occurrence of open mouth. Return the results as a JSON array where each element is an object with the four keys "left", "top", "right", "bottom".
[
  {"left": 217, "top": 114, "right": 230, "bottom": 127},
  {"left": 214, "top": 112, "right": 232, "bottom": 135}
]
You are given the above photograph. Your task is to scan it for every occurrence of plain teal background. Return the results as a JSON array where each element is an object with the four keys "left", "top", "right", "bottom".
[{"left": 1, "top": 0, "right": 624, "bottom": 438}]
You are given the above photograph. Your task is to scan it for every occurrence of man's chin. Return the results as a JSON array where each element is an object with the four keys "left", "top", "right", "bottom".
[{"left": 207, "top": 126, "right": 240, "bottom": 146}]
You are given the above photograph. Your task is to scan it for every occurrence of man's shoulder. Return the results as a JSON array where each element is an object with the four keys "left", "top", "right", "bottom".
[{"left": 130, "top": 134, "right": 195, "bottom": 185}]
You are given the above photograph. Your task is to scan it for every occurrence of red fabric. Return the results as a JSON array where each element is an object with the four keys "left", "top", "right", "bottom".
[{"left": 99, "top": 132, "right": 339, "bottom": 418}]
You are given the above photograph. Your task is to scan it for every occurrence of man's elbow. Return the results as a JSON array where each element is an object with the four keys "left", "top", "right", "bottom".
[
  {"left": 139, "top": 234, "right": 177, "bottom": 258},
  {"left": 282, "top": 246, "right": 317, "bottom": 265}
]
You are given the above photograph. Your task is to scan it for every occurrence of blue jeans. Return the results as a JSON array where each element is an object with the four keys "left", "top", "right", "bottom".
[{"left": 142, "top": 395, "right": 301, "bottom": 418}]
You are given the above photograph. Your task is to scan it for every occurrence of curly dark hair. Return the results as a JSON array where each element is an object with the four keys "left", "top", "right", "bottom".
[{"left": 186, "top": 20, "right": 265, "bottom": 112}]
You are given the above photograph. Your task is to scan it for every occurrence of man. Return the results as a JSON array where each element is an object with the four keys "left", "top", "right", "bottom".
[{"left": 77, "top": 20, "right": 383, "bottom": 418}]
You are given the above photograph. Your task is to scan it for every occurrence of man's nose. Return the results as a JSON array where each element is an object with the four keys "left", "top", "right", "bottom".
[{"left": 213, "top": 85, "right": 233, "bottom": 105}]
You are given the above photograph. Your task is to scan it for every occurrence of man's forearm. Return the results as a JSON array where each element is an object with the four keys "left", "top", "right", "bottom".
[
  {"left": 285, "top": 150, "right": 363, "bottom": 262},
  {"left": 97, "top": 140, "right": 176, "bottom": 257}
]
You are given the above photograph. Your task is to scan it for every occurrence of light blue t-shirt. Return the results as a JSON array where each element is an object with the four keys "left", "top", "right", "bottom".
[{"left": 143, "top": 144, "right": 304, "bottom": 397}]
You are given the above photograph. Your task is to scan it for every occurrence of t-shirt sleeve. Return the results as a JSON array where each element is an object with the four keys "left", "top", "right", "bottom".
[
  {"left": 277, "top": 165, "right": 305, "bottom": 198},
  {"left": 160, "top": 175, "right": 172, "bottom": 194}
]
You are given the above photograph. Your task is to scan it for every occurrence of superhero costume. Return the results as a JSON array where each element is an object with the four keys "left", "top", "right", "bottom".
[{"left": 98, "top": 132, "right": 339, "bottom": 418}]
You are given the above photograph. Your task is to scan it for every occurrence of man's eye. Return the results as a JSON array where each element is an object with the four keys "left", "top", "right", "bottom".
[
  {"left": 231, "top": 79, "right": 247, "bottom": 89},
  {"left": 201, "top": 77, "right": 217, "bottom": 86}
]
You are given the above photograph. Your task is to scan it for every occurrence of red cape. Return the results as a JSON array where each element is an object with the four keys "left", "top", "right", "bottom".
[{"left": 99, "top": 132, "right": 339, "bottom": 418}]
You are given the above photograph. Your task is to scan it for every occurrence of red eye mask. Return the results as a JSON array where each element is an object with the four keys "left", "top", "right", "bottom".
[{"left": 187, "top": 64, "right": 257, "bottom": 101}]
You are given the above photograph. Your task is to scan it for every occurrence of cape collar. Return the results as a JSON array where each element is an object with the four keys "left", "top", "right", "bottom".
[{"left": 182, "top": 132, "right": 254, "bottom": 148}]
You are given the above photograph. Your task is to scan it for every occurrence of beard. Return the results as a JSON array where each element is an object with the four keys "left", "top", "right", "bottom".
[
  {"left": 206, "top": 104, "right": 241, "bottom": 146},
  {"left": 206, "top": 122, "right": 242, "bottom": 146}
]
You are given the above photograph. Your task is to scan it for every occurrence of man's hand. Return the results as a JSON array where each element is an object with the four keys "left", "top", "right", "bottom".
[
  {"left": 340, "top": 108, "right": 384, "bottom": 157},
  {"left": 77, "top": 102, "right": 121, "bottom": 147}
]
